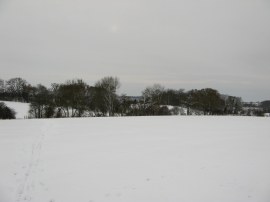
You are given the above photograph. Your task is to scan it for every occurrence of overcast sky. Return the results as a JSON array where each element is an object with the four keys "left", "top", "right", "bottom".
[{"left": 0, "top": 0, "right": 269, "bottom": 101}]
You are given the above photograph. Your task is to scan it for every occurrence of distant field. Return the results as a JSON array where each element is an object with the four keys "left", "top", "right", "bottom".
[
  {"left": 1, "top": 101, "right": 29, "bottom": 119},
  {"left": 0, "top": 117, "right": 270, "bottom": 202}
]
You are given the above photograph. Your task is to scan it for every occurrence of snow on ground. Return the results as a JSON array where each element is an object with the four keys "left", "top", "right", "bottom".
[
  {"left": 0, "top": 116, "right": 270, "bottom": 202},
  {"left": 1, "top": 101, "right": 29, "bottom": 119}
]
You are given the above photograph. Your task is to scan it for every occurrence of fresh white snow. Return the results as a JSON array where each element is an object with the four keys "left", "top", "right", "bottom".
[
  {"left": 0, "top": 116, "right": 270, "bottom": 202},
  {"left": 1, "top": 101, "right": 29, "bottom": 119}
]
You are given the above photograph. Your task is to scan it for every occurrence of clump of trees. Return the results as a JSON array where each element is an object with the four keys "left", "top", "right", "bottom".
[
  {"left": 0, "top": 76, "right": 249, "bottom": 119},
  {"left": 0, "top": 102, "right": 16, "bottom": 119},
  {"left": 260, "top": 101, "right": 270, "bottom": 113},
  {"left": 29, "top": 84, "right": 54, "bottom": 118},
  {"left": 138, "top": 85, "right": 242, "bottom": 116},
  {"left": 241, "top": 100, "right": 270, "bottom": 116},
  {"left": 27, "top": 77, "right": 121, "bottom": 118}
]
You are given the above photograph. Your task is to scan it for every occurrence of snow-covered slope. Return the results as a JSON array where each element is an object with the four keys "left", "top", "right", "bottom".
[
  {"left": 1, "top": 101, "right": 29, "bottom": 119},
  {"left": 0, "top": 117, "right": 270, "bottom": 202}
]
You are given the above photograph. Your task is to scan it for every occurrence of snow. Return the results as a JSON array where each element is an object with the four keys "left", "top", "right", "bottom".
[
  {"left": 0, "top": 116, "right": 270, "bottom": 202},
  {"left": 1, "top": 101, "right": 29, "bottom": 119}
]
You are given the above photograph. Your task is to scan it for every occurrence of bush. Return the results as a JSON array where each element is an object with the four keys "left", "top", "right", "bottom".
[
  {"left": 0, "top": 102, "right": 16, "bottom": 119},
  {"left": 157, "top": 106, "right": 171, "bottom": 115},
  {"left": 170, "top": 106, "right": 180, "bottom": 115}
]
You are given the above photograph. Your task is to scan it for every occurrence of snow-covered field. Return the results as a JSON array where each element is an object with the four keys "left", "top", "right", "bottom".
[
  {"left": 1, "top": 101, "right": 29, "bottom": 119},
  {"left": 0, "top": 117, "right": 270, "bottom": 202}
]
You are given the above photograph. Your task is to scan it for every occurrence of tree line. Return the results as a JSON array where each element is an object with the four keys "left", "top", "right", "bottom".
[{"left": 0, "top": 77, "right": 245, "bottom": 118}]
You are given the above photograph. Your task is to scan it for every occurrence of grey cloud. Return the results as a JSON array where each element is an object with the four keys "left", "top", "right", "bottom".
[{"left": 0, "top": 0, "right": 269, "bottom": 101}]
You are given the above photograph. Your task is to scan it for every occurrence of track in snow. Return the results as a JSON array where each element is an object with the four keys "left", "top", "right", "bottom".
[{"left": 16, "top": 122, "right": 50, "bottom": 202}]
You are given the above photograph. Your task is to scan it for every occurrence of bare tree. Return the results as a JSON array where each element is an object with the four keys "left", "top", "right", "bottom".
[
  {"left": 95, "top": 76, "right": 120, "bottom": 116},
  {"left": 0, "top": 79, "right": 5, "bottom": 94},
  {"left": 28, "top": 84, "right": 55, "bottom": 118},
  {"left": 224, "top": 96, "right": 242, "bottom": 115},
  {"left": 142, "top": 84, "right": 165, "bottom": 106},
  {"left": 6, "top": 77, "right": 28, "bottom": 101}
]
